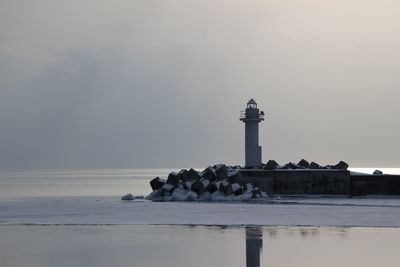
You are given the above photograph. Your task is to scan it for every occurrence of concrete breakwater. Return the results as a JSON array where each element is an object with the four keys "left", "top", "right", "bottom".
[
  {"left": 239, "top": 169, "right": 351, "bottom": 195},
  {"left": 350, "top": 174, "right": 400, "bottom": 196},
  {"left": 239, "top": 170, "right": 400, "bottom": 196},
  {"left": 142, "top": 160, "right": 400, "bottom": 200},
  {"left": 236, "top": 159, "right": 400, "bottom": 196}
]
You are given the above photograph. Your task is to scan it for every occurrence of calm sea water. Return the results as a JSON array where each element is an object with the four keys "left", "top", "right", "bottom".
[
  {"left": 1, "top": 168, "right": 399, "bottom": 200},
  {"left": 0, "top": 168, "right": 400, "bottom": 267},
  {"left": 0, "top": 169, "right": 173, "bottom": 201},
  {"left": 1, "top": 225, "right": 400, "bottom": 267}
]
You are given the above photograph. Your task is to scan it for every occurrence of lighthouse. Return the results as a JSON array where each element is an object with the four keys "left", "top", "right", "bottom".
[{"left": 240, "top": 99, "right": 264, "bottom": 167}]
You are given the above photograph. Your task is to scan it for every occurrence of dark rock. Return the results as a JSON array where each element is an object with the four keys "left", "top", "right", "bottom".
[
  {"left": 150, "top": 177, "right": 166, "bottom": 191},
  {"left": 297, "top": 159, "right": 309, "bottom": 168},
  {"left": 264, "top": 160, "right": 279, "bottom": 170},
  {"left": 373, "top": 170, "right": 383, "bottom": 175},
  {"left": 218, "top": 182, "right": 225, "bottom": 193},
  {"left": 308, "top": 162, "right": 320, "bottom": 169},
  {"left": 252, "top": 188, "right": 261, "bottom": 198},
  {"left": 206, "top": 182, "right": 218, "bottom": 193},
  {"left": 217, "top": 180, "right": 230, "bottom": 193},
  {"left": 200, "top": 167, "right": 217, "bottom": 181},
  {"left": 215, "top": 165, "right": 228, "bottom": 180},
  {"left": 332, "top": 161, "right": 349, "bottom": 170},
  {"left": 233, "top": 186, "right": 244, "bottom": 196},
  {"left": 178, "top": 169, "right": 190, "bottom": 181},
  {"left": 223, "top": 184, "right": 233, "bottom": 195},
  {"left": 167, "top": 173, "right": 181, "bottom": 187},
  {"left": 191, "top": 180, "right": 205, "bottom": 194},
  {"left": 227, "top": 172, "right": 242, "bottom": 184},
  {"left": 187, "top": 168, "right": 201, "bottom": 181}
]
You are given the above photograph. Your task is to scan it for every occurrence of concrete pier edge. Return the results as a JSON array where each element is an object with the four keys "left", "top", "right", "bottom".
[{"left": 238, "top": 169, "right": 400, "bottom": 196}]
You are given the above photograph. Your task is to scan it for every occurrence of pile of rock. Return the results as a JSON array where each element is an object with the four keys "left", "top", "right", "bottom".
[
  {"left": 146, "top": 164, "right": 268, "bottom": 202},
  {"left": 261, "top": 159, "right": 349, "bottom": 170}
]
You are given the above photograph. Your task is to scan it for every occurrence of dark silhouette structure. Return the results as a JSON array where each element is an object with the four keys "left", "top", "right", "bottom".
[
  {"left": 240, "top": 99, "right": 264, "bottom": 167},
  {"left": 246, "top": 227, "right": 263, "bottom": 267}
]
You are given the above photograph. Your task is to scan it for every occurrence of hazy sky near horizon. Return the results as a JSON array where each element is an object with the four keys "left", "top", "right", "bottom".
[{"left": 1, "top": 0, "right": 399, "bottom": 169}]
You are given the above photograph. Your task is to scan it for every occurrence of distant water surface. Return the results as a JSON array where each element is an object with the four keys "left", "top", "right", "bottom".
[
  {"left": 1, "top": 168, "right": 399, "bottom": 201},
  {"left": 0, "top": 169, "right": 174, "bottom": 201}
]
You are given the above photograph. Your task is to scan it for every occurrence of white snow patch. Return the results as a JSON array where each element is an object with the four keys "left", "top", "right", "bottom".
[
  {"left": 184, "top": 191, "right": 198, "bottom": 201},
  {"left": 231, "top": 183, "right": 241, "bottom": 192},
  {"left": 184, "top": 181, "right": 193, "bottom": 190},
  {"left": 167, "top": 189, "right": 187, "bottom": 201},
  {"left": 201, "top": 179, "right": 210, "bottom": 188},
  {"left": 244, "top": 183, "right": 253, "bottom": 193},
  {"left": 162, "top": 184, "right": 174, "bottom": 191}
]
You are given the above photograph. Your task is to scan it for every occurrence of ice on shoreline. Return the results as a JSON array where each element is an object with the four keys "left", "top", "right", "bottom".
[{"left": 3, "top": 196, "right": 400, "bottom": 227}]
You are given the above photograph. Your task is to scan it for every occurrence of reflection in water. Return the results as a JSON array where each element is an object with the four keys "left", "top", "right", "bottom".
[
  {"left": 246, "top": 227, "right": 263, "bottom": 267},
  {"left": 0, "top": 225, "right": 399, "bottom": 267},
  {"left": 298, "top": 227, "right": 321, "bottom": 238},
  {"left": 245, "top": 227, "right": 328, "bottom": 267},
  {"left": 265, "top": 227, "right": 323, "bottom": 238}
]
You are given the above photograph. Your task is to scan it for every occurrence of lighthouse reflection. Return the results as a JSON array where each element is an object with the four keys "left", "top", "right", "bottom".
[{"left": 246, "top": 227, "right": 263, "bottom": 267}]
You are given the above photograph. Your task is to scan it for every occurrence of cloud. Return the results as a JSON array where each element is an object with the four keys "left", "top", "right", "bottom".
[{"left": 1, "top": 0, "right": 400, "bottom": 169}]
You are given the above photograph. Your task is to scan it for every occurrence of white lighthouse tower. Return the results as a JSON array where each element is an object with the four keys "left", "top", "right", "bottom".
[{"left": 240, "top": 99, "right": 264, "bottom": 167}]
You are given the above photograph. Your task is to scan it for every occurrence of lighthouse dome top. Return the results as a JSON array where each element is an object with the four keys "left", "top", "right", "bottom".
[{"left": 247, "top": 98, "right": 257, "bottom": 109}]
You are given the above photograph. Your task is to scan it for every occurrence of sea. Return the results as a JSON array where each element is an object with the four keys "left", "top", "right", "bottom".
[{"left": 1, "top": 168, "right": 400, "bottom": 267}]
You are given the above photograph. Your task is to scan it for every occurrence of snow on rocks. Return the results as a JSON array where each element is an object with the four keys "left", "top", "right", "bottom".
[
  {"left": 231, "top": 183, "right": 241, "bottom": 193},
  {"left": 121, "top": 193, "right": 135, "bottom": 201},
  {"left": 261, "top": 159, "right": 349, "bottom": 170},
  {"left": 146, "top": 164, "right": 269, "bottom": 202}
]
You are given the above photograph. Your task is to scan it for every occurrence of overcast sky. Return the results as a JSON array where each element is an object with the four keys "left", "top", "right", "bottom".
[{"left": 1, "top": 0, "right": 399, "bottom": 169}]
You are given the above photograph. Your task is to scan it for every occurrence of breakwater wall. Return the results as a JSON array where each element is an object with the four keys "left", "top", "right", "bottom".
[
  {"left": 238, "top": 170, "right": 400, "bottom": 196},
  {"left": 351, "top": 175, "right": 400, "bottom": 196}
]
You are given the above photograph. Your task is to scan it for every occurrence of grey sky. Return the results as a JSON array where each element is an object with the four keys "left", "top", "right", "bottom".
[{"left": 1, "top": 0, "right": 399, "bottom": 169}]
